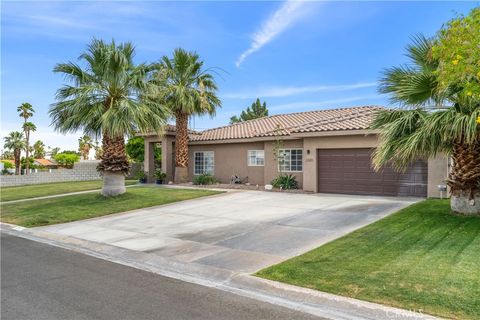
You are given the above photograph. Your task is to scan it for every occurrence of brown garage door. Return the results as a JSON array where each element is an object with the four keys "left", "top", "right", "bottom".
[{"left": 317, "top": 148, "right": 427, "bottom": 197}]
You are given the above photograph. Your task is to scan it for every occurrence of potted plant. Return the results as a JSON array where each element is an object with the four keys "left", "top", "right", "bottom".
[
  {"left": 136, "top": 171, "right": 148, "bottom": 183},
  {"left": 154, "top": 169, "right": 167, "bottom": 184}
]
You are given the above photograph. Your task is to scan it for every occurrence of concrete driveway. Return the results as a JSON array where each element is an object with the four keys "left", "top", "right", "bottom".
[{"left": 37, "top": 189, "right": 418, "bottom": 273}]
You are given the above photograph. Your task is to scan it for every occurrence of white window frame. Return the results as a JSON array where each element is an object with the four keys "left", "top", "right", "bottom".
[
  {"left": 247, "top": 150, "right": 265, "bottom": 166},
  {"left": 194, "top": 151, "right": 214, "bottom": 175},
  {"left": 278, "top": 148, "right": 303, "bottom": 172}
]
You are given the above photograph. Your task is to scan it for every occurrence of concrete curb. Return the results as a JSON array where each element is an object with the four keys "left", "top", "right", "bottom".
[{"left": 1, "top": 223, "right": 439, "bottom": 320}]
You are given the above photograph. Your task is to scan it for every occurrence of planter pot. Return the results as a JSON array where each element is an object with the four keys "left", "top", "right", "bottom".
[
  {"left": 139, "top": 178, "right": 147, "bottom": 183},
  {"left": 102, "top": 171, "right": 126, "bottom": 196},
  {"left": 451, "top": 192, "right": 480, "bottom": 216},
  {"left": 155, "top": 179, "right": 164, "bottom": 185}
]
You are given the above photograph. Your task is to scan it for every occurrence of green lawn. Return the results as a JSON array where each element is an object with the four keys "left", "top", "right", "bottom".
[
  {"left": 0, "top": 180, "right": 138, "bottom": 202},
  {"left": 1, "top": 186, "right": 220, "bottom": 227},
  {"left": 257, "top": 199, "right": 480, "bottom": 319}
]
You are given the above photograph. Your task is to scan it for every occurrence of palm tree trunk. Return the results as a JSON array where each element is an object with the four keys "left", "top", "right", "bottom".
[
  {"left": 98, "top": 132, "right": 130, "bottom": 196},
  {"left": 14, "top": 149, "right": 20, "bottom": 175},
  {"left": 25, "top": 130, "right": 30, "bottom": 175},
  {"left": 448, "top": 141, "right": 480, "bottom": 216},
  {"left": 82, "top": 146, "right": 89, "bottom": 160},
  {"left": 174, "top": 111, "right": 189, "bottom": 183}
]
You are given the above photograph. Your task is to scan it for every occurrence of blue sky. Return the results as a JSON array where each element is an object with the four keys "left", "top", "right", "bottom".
[{"left": 1, "top": 1, "right": 477, "bottom": 150}]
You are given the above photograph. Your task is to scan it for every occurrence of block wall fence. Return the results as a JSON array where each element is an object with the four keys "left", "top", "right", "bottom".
[{"left": 1, "top": 161, "right": 101, "bottom": 187}]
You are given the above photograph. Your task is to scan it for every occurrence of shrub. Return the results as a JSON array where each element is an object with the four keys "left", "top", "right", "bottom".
[
  {"left": 271, "top": 174, "right": 299, "bottom": 190},
  {"left": 193, "top": 173, "right": 217, "bottom": 185},
  {"left": 1, "top": 160, "right": 14, "bottom": 169},
  {"left": 1, "top": 168, "right": 13, "bottom": 175},
  {"left": 54, "top": 152, "right": 80, "bottom": 168},
  {"left": 154, "top": 169, "right": 167, "bottom": 180},
  {"left": 20, "top": 157, "right": 38, "bottom": 170},
  {"left": 136, "top": 171, "right": 147, "bottom": 180}
]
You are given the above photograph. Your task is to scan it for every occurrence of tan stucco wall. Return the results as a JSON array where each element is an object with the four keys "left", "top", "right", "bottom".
[
  {"left": 263, "top": 139, "right": 304, "bottom": 188},
  {"left": 427, "top": 154, "right": 449, "bottom": 198},
  {"left": 302, "top": 134, "right": 379, "bottom": 192},
  {"left": 188, "top": 142, "right": 266, "bottom": 185},
  {"left": 188, "top": 139, "right": 304, "bottom": 186},
  {"left": 144, "top": 132, "right": 448, "bottom": 198}
]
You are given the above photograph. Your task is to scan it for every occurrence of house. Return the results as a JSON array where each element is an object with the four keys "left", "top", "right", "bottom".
[
  {"left": 34, "top": 159, "right": 56, "bottom": 168},
  {"left": 141, "top": 106, "right": 448, "bottom": 198}
]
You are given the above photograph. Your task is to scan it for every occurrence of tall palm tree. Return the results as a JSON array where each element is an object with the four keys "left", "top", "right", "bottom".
[
  {"left": 22, "top": 122, "right": 36, "bottom": 173},
  {"left": 17, "top": 103, "right": 35, "bottom": 175},
  {"left": 50, "top": 39, "right": 169, "bottom": 196},
  {"left": 3, "top": 131, "right": 26, "bottom": 175},
  {"left": 372, "top": 35, "right": 480, "bottom": 215},
  {"left": 152, "top": 48, "right": 221, "bottom": 182},
  {"left": 78, "top": 135, "right": 92, "bottom": 160}
]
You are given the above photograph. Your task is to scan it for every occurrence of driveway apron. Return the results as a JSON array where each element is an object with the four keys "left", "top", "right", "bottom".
[{"left": 36, "top": 190, "right": 418, "bottom": 273}]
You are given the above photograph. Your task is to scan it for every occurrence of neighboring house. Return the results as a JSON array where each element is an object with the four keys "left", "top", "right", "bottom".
[
  {"left": 141, "top": 106, "right": 448, "bottom": 198},
  {"left": 34, "top": 159, "right": 57, "bottom": 168}
]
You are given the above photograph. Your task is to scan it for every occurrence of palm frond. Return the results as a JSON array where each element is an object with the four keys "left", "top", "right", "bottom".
[
  {"left": 406, "top": 34, "right": 437, "bottom": 71},
  {"left": 50, "top": 39, "right": 168, "bottom": 138}
]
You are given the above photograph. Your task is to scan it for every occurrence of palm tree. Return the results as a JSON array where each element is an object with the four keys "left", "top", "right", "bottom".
[
  {"left": 3, "top": 131, "right": 26, "bottom": 175},
  {"left": 78, "top": 135, "right": 92, "bottom": 160},
  {"left": 17, "top": 103, "right": 35, "bottom": 175},
  {"left": 93, "top": 140, "right": 103, "bottom": 160},
  {"left": 50, "top": 39, "right": 169, "bottom": 196},
  {"left": 152, "top": 48, "right": 221, "bottom": 182},
  {"left": 22, "top": 122, "right": 36, "bottom": 172},
  {"left": 1, "top": 150, "right": 14, "bottom": 160},
  {"left": 372, "top": 35, "right": 480, "bottom": 215},
  {"left": 33, "top": 140, "right": 46, "bottom": 159},
  {"left": 48, "top": 147, "right": 61, "bottom": 158}
]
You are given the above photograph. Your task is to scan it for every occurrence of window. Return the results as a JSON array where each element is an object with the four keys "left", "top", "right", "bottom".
[
  {"left": 194, "top": 151, "right": 214, "bottom": 175},
  {"left": 278, "top": 149, "right": 303, "bottom": 172},
  {"left": 248, "top": 150, "right": 264, "bottom": 166}
]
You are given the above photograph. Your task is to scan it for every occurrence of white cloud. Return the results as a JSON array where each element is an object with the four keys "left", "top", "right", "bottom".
[
  {"left": 236, "top": 0, "right": 308, "bottom": 67},
  {"left": 24, "top": 15, "right": 95, "bottom": 29},
  {"left": 269, "top": 95, "right": 383, "bottom": 112},
  {"left": 222, "top": 82, "right": 377, "bottom": 99}
]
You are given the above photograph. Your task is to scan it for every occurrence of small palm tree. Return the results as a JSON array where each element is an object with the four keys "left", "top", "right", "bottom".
[
  {"left": 372, "top": 35, "right": 480, "bottom": 215},
  {"left": 18, "top": 103, "right": 35, "bottom": 175},
  {"left": 78, "top": 135, "right": 92, "bottom": 160},
  {"left": 50, "top": 39, "right": 169, "bottom": 196},
  {"left": 33, "top": 140, "right": 46, "bottom": 159},
  {"left": 3, "top": 131, "right": 26, "bottom": 175},
  {"left": 152, "top": 48, "right": 221, "bottom": 182},
  {"left": 93, "top": 140, "right": 103, "bottom": 160}
]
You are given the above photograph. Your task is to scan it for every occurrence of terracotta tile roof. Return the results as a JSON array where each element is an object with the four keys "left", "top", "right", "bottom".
[
  {"left": 34, "top": 159, "right": 55, "bottom": 166},
  {"left": 190, "top": 106, "right": 383, "bottom": 142}
]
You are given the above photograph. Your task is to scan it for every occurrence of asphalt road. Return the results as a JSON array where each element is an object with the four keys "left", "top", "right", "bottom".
[{"left": 1, "top": 233, "right": 320, "bottom": 320}]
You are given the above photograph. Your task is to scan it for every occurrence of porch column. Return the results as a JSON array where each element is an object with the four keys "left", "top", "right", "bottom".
[
  {"left": 144, "top": 139, "right": 155, "bottom": 182},
  {"left": 161, "top": 136, "right": 174, "bottom": 183}
]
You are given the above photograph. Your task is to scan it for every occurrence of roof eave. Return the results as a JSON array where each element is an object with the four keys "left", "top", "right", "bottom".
[
  {"left": 289, "top": 129, "right": 379, "bottom": 138},
  {"left": 188, "top": 129, "right": 379, "bottom": 144}
]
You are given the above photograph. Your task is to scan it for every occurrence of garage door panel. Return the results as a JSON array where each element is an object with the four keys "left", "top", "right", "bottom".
[{"left": 317, "top": 148, "right": 427, "bottom": 197}]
